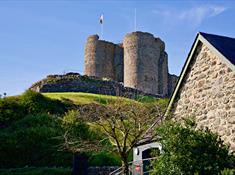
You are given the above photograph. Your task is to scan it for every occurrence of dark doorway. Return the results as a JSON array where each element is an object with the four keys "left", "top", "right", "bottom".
[
  {"left": 142, "top": 148, "right": 160, "bottom": 175},
  {"left": 142, "top": 149, "right": 151, "bottom": 174}
]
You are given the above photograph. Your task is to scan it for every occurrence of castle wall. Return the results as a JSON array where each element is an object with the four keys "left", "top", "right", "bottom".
[
  {"left": 114, "top": 44, "right": 124, "bottom": 82},
  {"left": 168, "top": 73, "right": 178, "bottom": 96},
  {"left": 84, "top": 35, "right": 123, "bottom": 81},
  {"left": 158, "top": 51, "right": 169, "bottom": 96},
  {"left": 123, "top": 32, "right": 165, "bottom": 95},
  {"left": 84, "top": 32, "right": 178, "bottom": 97},
  {"left": 84, "top": 35, "right": 99, "bottom": 77}
]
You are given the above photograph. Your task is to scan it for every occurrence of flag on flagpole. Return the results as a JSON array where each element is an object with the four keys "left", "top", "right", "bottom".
[{"left": 100, "top": 14, "right": 104, "bottom": 24}]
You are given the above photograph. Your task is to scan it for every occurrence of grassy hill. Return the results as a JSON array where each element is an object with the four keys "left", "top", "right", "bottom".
[
  {"left": 43, "top": 92, "right": 160, "bottom": 105},
  {"left": 43, "top": 92, "right": 131, "bottom": 105},
  {"left": 0, "top": 90, "right": 166, "bottom": 174}
]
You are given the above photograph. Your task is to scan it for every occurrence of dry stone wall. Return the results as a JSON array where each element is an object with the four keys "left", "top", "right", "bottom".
[
  {"left": 172, "top": 43, "right": 235, "bottom": 151},
  {"left": 30, "top": 73, "right": 163, "bottom": 99}
]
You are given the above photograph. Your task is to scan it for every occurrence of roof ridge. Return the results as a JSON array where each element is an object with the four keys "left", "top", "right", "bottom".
[{"left": 199, "top": 32, "right": 235, "bottom": 40}]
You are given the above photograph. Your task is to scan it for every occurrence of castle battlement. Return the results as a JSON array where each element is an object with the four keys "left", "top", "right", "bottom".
[{"left": 84, "top": 31, "right": 177, "bottom": 97}]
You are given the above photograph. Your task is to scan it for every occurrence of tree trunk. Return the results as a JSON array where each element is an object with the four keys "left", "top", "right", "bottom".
[{"left": 122, "top": 159, "right": 129, "bottom": 175}]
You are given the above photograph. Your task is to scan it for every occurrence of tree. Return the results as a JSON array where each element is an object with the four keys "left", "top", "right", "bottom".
[
  {"left": 151, "top": 119, "right": 235, "bottom": 175},
  {"left": 62, "top": 99, "right": 167, "bottom": 175},
  {"left": 59, "top": 110, "right": 104, "bottom": 175}
]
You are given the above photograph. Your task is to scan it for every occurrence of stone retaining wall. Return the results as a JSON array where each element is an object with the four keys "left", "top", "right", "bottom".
[
  {"left": 88, "top": 166, "right": 118, "bottom": 175},
  {"left": 30, "top": 73, "right": 163, "bottom": 99}
]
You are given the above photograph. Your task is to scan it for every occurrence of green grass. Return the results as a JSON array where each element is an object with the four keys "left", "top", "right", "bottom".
[
  {"left": 136, "top": 95, "right": 160, "bottom": 103},
  {"left": 43, "top": 92, "right": 134, "bottom": 105},
  {"left": 0, "top": 167, "right": 70, "bottom": 175}
]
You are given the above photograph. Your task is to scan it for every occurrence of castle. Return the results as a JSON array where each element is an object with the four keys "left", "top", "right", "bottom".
[
  {"left": 84, "top": 31, "right": 178, "bottom": 97},
  {"left": 30, "top": 31, "right": 178, "bottom": 98}
]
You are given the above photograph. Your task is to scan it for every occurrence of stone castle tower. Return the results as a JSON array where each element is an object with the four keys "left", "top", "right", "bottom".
[
  {"left": 84, "top": 31, "right": 177, "bottom": 97},
  {"left": 84, "top": 35, "right": 124, "bottom": 82}
]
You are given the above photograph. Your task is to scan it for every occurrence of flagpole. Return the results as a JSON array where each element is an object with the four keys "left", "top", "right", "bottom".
[
  {"left": 101, "top": 22, "right": 103, "bottom": 40},
  {"left": 100, "top": 14, "right": 104, "bottom": 40},
  {"left": 134, "top": 8, "right": 137, "bottom": 31}
]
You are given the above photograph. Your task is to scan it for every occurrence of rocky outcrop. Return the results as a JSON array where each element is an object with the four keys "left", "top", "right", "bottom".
[{"left": 30, "top": 73, "right": 163, "bottom": 99}]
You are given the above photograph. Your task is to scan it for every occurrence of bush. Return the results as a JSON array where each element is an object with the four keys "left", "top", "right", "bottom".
[
  {"left": 0, "top": 90, "right": 69, "bottom": 127},
  {"left": 0, "top": 110, "right": 121, "bottom": 169},
  {"left": 0, "top": 96, "right": 26, "bottom": 127},
  {"left": 0, "top": 114, "right": 72, "bottom": 168},
  {"left": 151, "top": 120, "right": 235, "bottom": 175},
  {"left": 89, "top": 152, "right": 121, "bottom": 166},
  {"left": 220, "top": 168, "right": 235, "bottom": 175},
  {"left": 20, "top": 90, "right": 68, "bottom": 115},
  {"left": 0, "top": 91, "right": 127, "bottom": 168}
]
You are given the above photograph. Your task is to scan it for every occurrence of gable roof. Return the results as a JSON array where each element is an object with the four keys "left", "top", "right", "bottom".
[
  {"left": 200, "top": 32, "right": 235, "bottom": 65},
  {"left": 166, "top": 32, "right": 235, "bottom": 115}
]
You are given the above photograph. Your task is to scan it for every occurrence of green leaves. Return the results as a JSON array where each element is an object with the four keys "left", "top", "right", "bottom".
[
  {"left": 0, "top": 113, "right": 71, "bottom": 168},
  {"left": 20, "top": 90, "right": 68, "bottom": 115},
  {"left": 59, "top": 110, "right": 105, "bottom": 153},
  {"left": 151, "top": 119, "right": 235, "bottom": 175},
  {"left": 0, "top": 90, "right": 69, "bottom": 127}
]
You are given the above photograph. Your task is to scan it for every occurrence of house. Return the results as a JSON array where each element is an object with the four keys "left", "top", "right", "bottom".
[
  {"left": 132, "top": 32, "right": 235, "bottom": 174},
  {"left": 168, "top": 32, "right": 235, "bottom": 150}
]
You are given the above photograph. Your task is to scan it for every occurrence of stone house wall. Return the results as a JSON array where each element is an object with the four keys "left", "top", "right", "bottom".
[{"left": 172, "top": 42, "right": 235, "bottom": 150}]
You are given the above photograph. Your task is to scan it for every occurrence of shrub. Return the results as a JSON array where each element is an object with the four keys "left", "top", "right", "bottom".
[
  {"left": 220, "top": 168, "right": 235, "bottom": 175},
  {"left": 89, "top": 152, "right": 121, "bottom": 166},
  {"left": 151, "top": 119, "right": 235, "bottom": 175},
  {"left": 0, "top": 110, "right": 121, "bottom": 169},
  {"left": 20, "top": 90, "right": 68, "bottom": 115},
  {"left": 0, "top": 96, "right": 26, "bottom": 127},
  {"left": 0, "top": 90, "right": 70, "bottom": 127},
  {"left": 0, "top": 114, "right": 72, "bottom": 168}
]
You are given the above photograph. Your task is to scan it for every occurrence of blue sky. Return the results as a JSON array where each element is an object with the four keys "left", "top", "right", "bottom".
[{"left": 0, "top": 0, "right": 235, "bottom": 96}]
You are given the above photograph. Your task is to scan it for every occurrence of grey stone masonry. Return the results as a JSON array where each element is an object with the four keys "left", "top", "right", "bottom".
[
  {"left": 84, "top": 32, "right": 178, "bottom": 97},
  {"left": 123, "top": 32, "right": 161, "bottom": 95},
  {"left": 173, "top": 43, "right": 235, "bottom": 151},
  {"left": 84, "top": 35, "right": 124, "bottom": 82},
  {"left": 30, "top": 73, "right": 163, "bottom": 99}
]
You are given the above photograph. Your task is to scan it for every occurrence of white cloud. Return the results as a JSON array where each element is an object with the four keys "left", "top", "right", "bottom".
[
  {"left": 178, "top": 6, "right": 226, "bottom": 25},
  {"left": 153, "top": 5, "right": 226, "bottom": 27}
]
